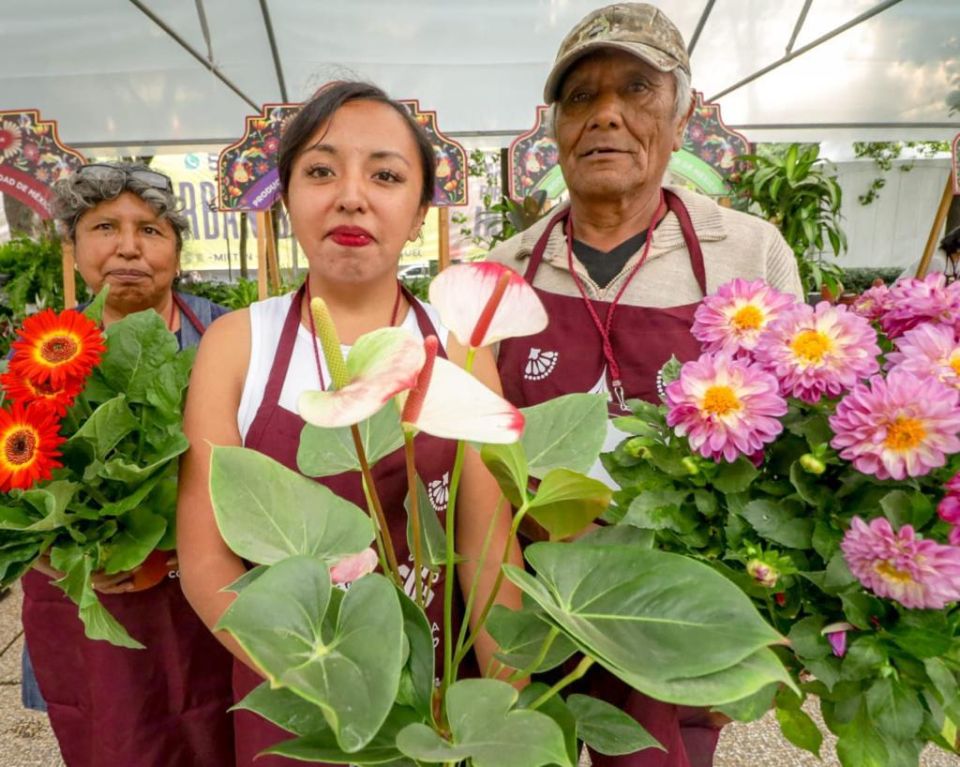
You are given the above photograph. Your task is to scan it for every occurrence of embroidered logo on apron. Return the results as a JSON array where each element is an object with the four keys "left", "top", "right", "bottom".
[
  {"left": 427, "top": 471, "right": 450, "bottom": 512},
  {"left": 524, "top": 348, "right": 560, "bottom": 381}
]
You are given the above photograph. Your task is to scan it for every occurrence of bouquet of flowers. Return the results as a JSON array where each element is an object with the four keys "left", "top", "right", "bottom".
[
  {"left": 604, "top": 274, "right": 960, "bottom": 766},
  {"left": 0, "top": 293, "right": 195, "bottom": 648}
]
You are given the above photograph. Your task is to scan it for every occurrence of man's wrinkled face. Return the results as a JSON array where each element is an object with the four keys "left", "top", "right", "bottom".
[{"left": 555, "top": 49, "right": 687, "bottom": 205}]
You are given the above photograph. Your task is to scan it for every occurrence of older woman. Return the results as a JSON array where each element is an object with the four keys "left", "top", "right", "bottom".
[
  {"left": 20, "top": 162, "right": 235, "bottom": 767},
  {"left": 177, "top": 81, "right": 522, "bottom": 766}
]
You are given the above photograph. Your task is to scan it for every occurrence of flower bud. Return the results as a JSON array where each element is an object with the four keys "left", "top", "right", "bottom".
[
  {"left": 747, "top": 559, "right": 778, "bottom": 588},
  {"left": 799, "top": 453, "right": 826, "bottom": 475},
  {"left": 681, "top": 456, "right": 700, "bottom": 476},
  {"left": 625, "top": 437, "right": 651, "bottom": 459}
]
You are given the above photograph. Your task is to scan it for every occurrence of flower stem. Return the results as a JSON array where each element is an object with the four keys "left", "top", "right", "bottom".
[
  {"left": 453, "top": 494, "right": 506, "bottom": 665},
  {"left": 528, "top": 655, "right": 595, "bottom": 710},
  {"left": 455, "top": 502, "right": 529, "bottom": 666},
  {"left": 403, "top": 430, "right": 424, "bottom": 607},
  {"left": 352, "top": 424, "right": 401, "bottom": 587},
  {"left": 440, "top": 347, "right": 477, "bottom": 700}
]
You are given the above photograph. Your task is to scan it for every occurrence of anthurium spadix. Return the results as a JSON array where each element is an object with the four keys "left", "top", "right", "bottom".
[
  {"left": 399, "top": 336, "right": 524, "bottom": 444},
  {"left": 429, "top": 262, "right": 548, "bottom": 348},
  {"left": 298, "top": 326, "right": 425, "bottom": 429}
]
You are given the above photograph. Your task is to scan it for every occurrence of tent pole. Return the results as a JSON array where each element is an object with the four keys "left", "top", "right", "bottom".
[
  {"left": 687, "top": 0, "right": 716, "bottom": 56},
  {"left": 710, "top": 0, "right": 904, "bottom": 102},
  {"left": 916, "top": 174, "right": 956, "bottom": 278},
  {"left": 785, "top": 0, "right": 814, "bottom": 55}
]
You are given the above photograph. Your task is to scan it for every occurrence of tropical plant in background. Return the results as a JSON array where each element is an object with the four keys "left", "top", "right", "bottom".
[
  {"left": 207, "top": 262, "right": 793, "bottom": 766},
  {"left": 0, "top": 292, "right": 195, "bottom": 647},
  {"left": 604, "top": 274, "right": 960, "bottom": 766},
  {"left": 729, "top": 144, "right": 847, "bottom": 296}
]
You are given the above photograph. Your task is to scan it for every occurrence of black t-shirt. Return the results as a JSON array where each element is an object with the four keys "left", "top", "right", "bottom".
[{"left": 572, "top": 231, "right": 648, "bottom": 288}]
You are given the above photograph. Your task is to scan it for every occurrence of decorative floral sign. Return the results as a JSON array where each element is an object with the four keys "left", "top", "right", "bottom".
[
  {"left": 398, "top": 99, "right": 467, "bottom": 207},
  {"left": 507, "top": 92, "right": 751, "bottom": 201},
  {"left": 217, "top": 98, "right": 468, "bottom": 211},
  {"left": 0, "top": 110, "right": 85, "bottom": 218},
  {"left": 217, "top": 103, "right": 298, "bottom": 212}
]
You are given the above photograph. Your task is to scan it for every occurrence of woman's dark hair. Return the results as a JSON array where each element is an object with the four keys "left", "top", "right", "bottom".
[{"left": 278, "top": 81, "right": 436, "bottom": 207}]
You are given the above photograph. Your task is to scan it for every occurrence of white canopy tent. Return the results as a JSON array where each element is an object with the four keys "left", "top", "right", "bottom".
[{"left": 1, "top": 0, "right": 957, "bottom": 152}]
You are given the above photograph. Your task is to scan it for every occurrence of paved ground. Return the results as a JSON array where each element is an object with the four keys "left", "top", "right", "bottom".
[{"left": 2, "top": 581, "right": 959, "bottom": 767}]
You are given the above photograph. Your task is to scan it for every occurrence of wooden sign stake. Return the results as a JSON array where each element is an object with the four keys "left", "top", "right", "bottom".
[
  {"left": 255, "top": 211, "right": 269, "bottom": 299},
  {"left": 916, "top": 174, "right": 957, "bottom": 278}
]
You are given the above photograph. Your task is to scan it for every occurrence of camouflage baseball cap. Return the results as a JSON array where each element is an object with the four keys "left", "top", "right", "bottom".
[{"left": 544, "top": 3, "right": 690, "bottom": 103}]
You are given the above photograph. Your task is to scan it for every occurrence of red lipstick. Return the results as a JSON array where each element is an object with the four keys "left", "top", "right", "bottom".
[{"left": 329, "top": 226, "right": 374, "bottom": 247}]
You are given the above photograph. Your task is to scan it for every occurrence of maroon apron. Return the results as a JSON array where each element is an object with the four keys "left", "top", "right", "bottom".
[
  {"left": 234, "top": 286, "right": 466, "bottom": 767},
  {"left": 498, "top": 191, "right": 719, "bottom": 767},
  {"left": 20, "top": 306, "right": 235, "bottom": 767}
]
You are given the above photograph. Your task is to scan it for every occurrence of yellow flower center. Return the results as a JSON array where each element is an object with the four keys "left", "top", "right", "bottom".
[
  {"left": 884, "top": 416, "right": 926, "bottom": 451},
  {"left": 874, "top": 560, "right": 914, "bottom": 585},
  {"left": 39, "top": 333, "right": 79, "bottom": 364},
  {"left": 702, "top": 385, "right": 741, "bottom": 416},
  {"left": 790, "top": 330, "right": 832, "bottom": 363},
  {"left": 950, "top": 355, "right": 960, "bottom": 378},
  {"left": 3, "top": 427, "right": 37, "bottom": 466},
  {"left": 731, "top": 305, "right": 764, "bottom": 331}
]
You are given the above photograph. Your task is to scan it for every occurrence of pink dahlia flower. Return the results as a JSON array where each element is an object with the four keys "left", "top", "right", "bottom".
[
  {"left": 754, "top": 302, "right": 880, "bottom": 404},
  {"left": 880, "top": 274, "right": 960, "bottom": 339},
  {"left": 938, "top": 472, "right": 960, "bottom": 525},
  {"left": 829, "top": 370, "right": 960, "bottom": 480},
  {"left": 691, "top": 278, "right": 797, "bottom": 357},
  {"left": 841, "top": 516, "right": 960, "bottom": 609},
  {"left": 851, "top": 283, "right": 892, "bottom": 322},
  {"left": 666, "top": 353, "right": 787, "bottom": 463},
  {"left": 886, "top": 323, "right": 960, "bottom": 390}
]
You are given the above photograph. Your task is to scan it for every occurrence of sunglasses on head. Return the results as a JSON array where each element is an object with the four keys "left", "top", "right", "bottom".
[{"left": 76, "top": 164, "right": 174, "bottom": 193}]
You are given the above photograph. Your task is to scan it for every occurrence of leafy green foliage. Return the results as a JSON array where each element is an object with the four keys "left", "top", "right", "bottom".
[{"left": 729, "top": 144, "right": 846, "bottom": 294}]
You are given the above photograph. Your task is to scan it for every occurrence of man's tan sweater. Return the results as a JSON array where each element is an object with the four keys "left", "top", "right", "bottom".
[{"left": 486, "top": 186, "right": 804, "bottom": 304}]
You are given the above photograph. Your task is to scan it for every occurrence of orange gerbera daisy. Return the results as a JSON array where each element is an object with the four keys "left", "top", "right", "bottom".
[
  {"left": 0, "top": 402, "right": 65, "bottom": 492},
  {"left": 0, "top": 370, "right": 84, "bottom": 417},
  {"left": 9, "top": 309, "right": 105, "bottom": 388}
]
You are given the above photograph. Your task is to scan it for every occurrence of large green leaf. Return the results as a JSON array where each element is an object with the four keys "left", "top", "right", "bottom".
[
  {"left": 504, "top": 542, "right": 783, "bottom": 684},
  {"left": 865, "top": 678, "right": 924, "bottom": 741},
  {"left": 396, "top": 678, "right": 572, "bottom": 767},
  {"left": 98, "top": 310, "right": 181, "bottom": 402},
  {"left": 480, "top": 441, "right": 528, "bottom": 507},
  {"left": 395, "top": 587, "right": 435, "bottom": 721},
  {"left": 526, "top": 469, "right": 612, "bottom": 540},
  {"left": 100, "top": 507, "right": 167, "bottom": 574},
  {"left": 487, "top": 605, "right": 577, "bottom": 673},
  {"left": 740, "top": 499, "right": 813, "bottom": 549},
  {"left": 50, "top": 543, "right": 143, "bottom": 649},
  {"left": 712, "top": 458, "right": 758, "bottom": 494},
  {"left": 775, "top": 700, "right": 822, "bottom": 758},
  {"left": 217, "top": 558, "right": 403, "bottom": 752},
  {"left": 97, "top": 433, "right": 189, "bottom": 484},
  {"left": 520, "top": 393, "right": 608, "bottom": 478},
  {"left": 233, "top": 681, "right": 329, "bottom": 736},
  {"left": 65, "top": 395, "right": 138, "bottom": 460},
  {"left": 567, "top": 694, "right": 661, "bottom": 756},
  {"left": 517, "top": 683, "right": 579, "bottom": 767},
  {"left": 266, "top": 705, "right": 422, "bottom": 764},
  {"left": 298, "top": 405, "right": 404, "bottom": 477},
  {"left": 210, "top": 446, "right": 373, "bottom": 565},
  {"left": 622, "top": 488, "right": 694, "bottom": 533},
  {"left": 13, "top": 481, "right": 77, "bottom": 531}
]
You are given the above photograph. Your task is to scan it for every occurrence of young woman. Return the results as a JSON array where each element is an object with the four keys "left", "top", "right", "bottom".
[{"left": 177, "top": 81, "right": 522, "bottom": 766}]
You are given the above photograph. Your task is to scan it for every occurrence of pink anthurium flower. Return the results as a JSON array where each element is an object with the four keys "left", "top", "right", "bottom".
[
  {"left": 429, "top": 262, "right": 548, "bottom": 348},
  {"left": 400, "top": 336, "right": 525, "bottom": 444},
  {"left": 298, "top": 327, "right": 425, "bottom": 428},
  {"left": 330, "top": 548, "right": 379, "bottom": 585}
]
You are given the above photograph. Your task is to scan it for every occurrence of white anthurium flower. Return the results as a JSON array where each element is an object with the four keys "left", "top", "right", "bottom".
[
  {"left": 399, "top": 336, "right": 524, "bottom": 444},
  {"left": 298, "top": 327, "right": 425, "bottom": 429},
  {"left": 429, "top": 262, "right": 548, "bottom": 348},
  {"left": 329, "top": 548, "right": 379, "bottom": 585}
]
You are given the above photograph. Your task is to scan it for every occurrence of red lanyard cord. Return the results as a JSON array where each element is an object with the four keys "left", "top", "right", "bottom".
[
  {"left": 564, "top": 192, "right": 667, "bottom": 410},
  {"left": 303, "top": 280, "right": 404, "bottom": 391}
]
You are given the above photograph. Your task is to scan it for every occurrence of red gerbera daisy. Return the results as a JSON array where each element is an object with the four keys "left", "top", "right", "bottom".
[
  {"left": 9, "top": 309, "right": 105, "bottom": 388},
  {"left": 0, "top": 402, "right": 65, "bottom": 492},
  {"left": 0, "top": 370, "right": 84, "bottom": 417}
]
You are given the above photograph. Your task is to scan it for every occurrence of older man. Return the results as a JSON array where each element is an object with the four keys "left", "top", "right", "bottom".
[{"left": 491, "top": 4, "right": 802, "bottom": 767}]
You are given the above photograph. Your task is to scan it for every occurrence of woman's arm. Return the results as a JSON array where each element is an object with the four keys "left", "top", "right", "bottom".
[
  {"left": 446, "top": 338, "right": 525, "bottom": 681},
  {"left": 177, "top": 309, "right": 259, "bottom": 670}
]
